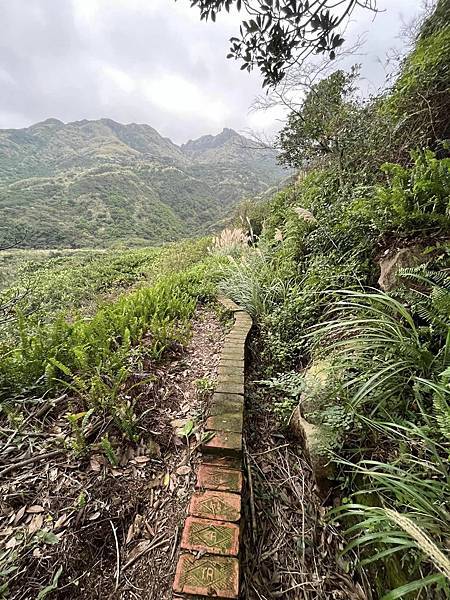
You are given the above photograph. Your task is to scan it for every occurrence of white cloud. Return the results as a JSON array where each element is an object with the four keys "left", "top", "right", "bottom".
[{"left": 143, "top": 74, "right": 230, "bottom": 123}]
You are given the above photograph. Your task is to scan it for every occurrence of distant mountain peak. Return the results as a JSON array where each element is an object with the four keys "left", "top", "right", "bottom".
[
  {"left": 181, "top": 127, "right": 243, "bottom": 156},
  {"left": 33, "top": 118, "right": 64, "bottom": 127}
]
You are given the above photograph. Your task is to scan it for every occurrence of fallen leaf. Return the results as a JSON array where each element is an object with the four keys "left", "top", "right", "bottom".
[
  {"left": 54, "top": 514, "right": 69, "bottom": 531},
  {"left": 126, "top": 524, "right": 135, "bottom": 545},
  {"left": 49, "top": 468, "right": 58, "bottom": 482},
  {"left": 134, "top": 456, "right": 150, "bottom": 464},
  {"left": 5, "top": 537, "right": 17, "bottom": 550},
  {"left": 27, "top": 505, "right": 45, "bottom": 514},
  {"left": 163, "top": 472, "right": 170, "bottom": 487},
  {"left": 14, "top": 505, "right": 27, "bottom": 525},
  {"left": 28, "top": 514, "right": 44, "bottom": 535},
  {"left": 176, "top": 465, "right": 191, "bottom": 476},
  {"left": 88, "top": 511, "right": 101, "bottom": 521},
  {"left": 90, "top": 457, "right": 102, "bottom": 472},
  {"left": 170, "top": 418, "right": 188, "bottom": 429},
  {"left": 127, "top": 540, "right": 151, "bottom": 562}
]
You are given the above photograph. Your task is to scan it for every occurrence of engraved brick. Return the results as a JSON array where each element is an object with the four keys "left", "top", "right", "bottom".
[
  {"left": 173, "top": 553, "right": 239, "bottom": 598},
  {"left": 196, "top": 463, "right": 242, "bottom": 493},
  {"left": 225, "top": 333, "right": 247, "bottom": 342},
  {"left": 202, "top": 430, "right": 242, "bottom": 457},
  {"left": 233, "top": 324, "right": 251, "bottom": 334},
  {"left": 218, "top": 365, "right": 244, "bottom": 377},
  {"left": 181, "top": 517, "right": 239, "bottom": 556},
  {"left": 222, "top": 343, "right": 243, "bottom": 356},
  {"left": 210, "top": 391, "right": 244, "bottom": 405},
  {"left": 219, "top": 358, "right": 245, "bottom": 369},
  {"left": 221, "top": 345, "right": 244, "bottom": 356},
  {"left": 189, "top": 490, "right": 241, "bottom": 522},
  {"left": 206, "top": 413, "right": 243, "bottom": 433},
  {"left": 209, "top": 400, "right": 244, "bottom": 418},
  {"left": 217, "top": 371, "right": 244, "bottom": 386}
]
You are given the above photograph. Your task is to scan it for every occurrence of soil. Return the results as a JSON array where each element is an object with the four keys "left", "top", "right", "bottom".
[{"left": 0, "top": 307, "right": 225, "bottom": 600}]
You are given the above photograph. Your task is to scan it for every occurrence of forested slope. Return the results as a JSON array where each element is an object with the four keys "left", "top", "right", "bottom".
[{"left": 0, "top": 119, "right": 286, "bottom": 248}]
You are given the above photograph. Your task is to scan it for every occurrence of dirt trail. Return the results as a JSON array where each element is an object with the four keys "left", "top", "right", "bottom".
[{"left": 0, "top": 308, "right": 224, "bottom": 600}]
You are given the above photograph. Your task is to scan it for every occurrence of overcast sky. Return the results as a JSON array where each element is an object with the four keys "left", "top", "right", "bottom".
[{"left": 0, "top": 0, "right": 424, "bottom": 144}]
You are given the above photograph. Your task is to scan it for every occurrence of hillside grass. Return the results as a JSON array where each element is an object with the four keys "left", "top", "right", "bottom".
[
  {"left": 219, "top": 2, "right": 450, "bottom": 598},
  {"left": 0, "top": 239, "right": 222, "bottom": 442}
]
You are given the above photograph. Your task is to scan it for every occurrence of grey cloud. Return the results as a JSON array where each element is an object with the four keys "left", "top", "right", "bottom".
[{"left": 0, "top": 0, "right": 423, "bottom": 143}]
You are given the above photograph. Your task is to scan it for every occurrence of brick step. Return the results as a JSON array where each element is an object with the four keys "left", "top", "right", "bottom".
[{"left": 173, "top": 553, "right": 239, "bottom": 598}]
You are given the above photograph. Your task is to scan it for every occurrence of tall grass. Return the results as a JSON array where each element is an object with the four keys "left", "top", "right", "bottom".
[{"left": 309, "top": 288, "right": 450, "bottom": 598}]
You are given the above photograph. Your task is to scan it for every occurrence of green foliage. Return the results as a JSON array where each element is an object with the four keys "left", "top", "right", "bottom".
[
  {"left": 278, "top": 68, "right": 361, "bottom": 168},
  {"left": 345, "top": 149, "right": 450, "bottom": 236},
  {"left": 385, "top": 5, "right": 450, "bottom": 152},
  {"left": 257, "top": 371, "right": 304, "bottom": 421},
  {"left": 0, "top": 120, "right": 284, "bottom": 249},
  {"left": 188, "top": 0, "right": 373, "bottom": 87},
  {"left": 218, "top": 3, "right": 450, "bottom": 594},
  {"left": 0, "top": 239, "right": 222, "bottom": 442}
]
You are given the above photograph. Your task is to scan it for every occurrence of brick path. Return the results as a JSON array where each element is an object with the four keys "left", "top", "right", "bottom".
[{"left": 173, "top": 297, "right": 251, "bottom": 599}]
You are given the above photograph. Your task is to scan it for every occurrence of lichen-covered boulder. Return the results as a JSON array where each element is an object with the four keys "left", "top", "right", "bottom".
[
  {"left": 289, "top": 405, "right": 333, "bottom": 496},
  {"left": 378, "top": 246, "right": 428, "bottom": 291}
]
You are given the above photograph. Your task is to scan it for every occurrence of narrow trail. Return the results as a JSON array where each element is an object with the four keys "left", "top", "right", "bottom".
[{"left": 2, "top": 305, "right": 366, "bottom": 600}]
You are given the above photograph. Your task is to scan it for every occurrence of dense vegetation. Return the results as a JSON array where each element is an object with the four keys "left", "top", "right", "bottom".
[
  {"left": 0, "top": 239, "right": 229, "bottom": 597},
  {"left": 220, "top": 1, "right": 450, "bottom": 597},
  {"left": 0, "top": 120, "right": 285, "bottom": 249},
  {"left": 0, "top": 240, "right": 219, "bottom": 425}
]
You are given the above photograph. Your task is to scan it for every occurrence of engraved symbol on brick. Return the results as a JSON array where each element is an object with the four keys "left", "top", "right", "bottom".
[
  {"left": 210, "top": 470, "right": 239, "bottom": 488},
  {"left": 189, "top": 490, "right": 241, "bottom": 522},
  {"left": 186, "top": 558, "right": 232, "bottom": 589},
  {"left": 201, "top": 496, "right": 233, "bottom": 519},
  {"left": 173, "top": 554, "right": 240, "bottom": 598},
  {"left": 189, "top": 522, "right": 232, "bottom": 551}
]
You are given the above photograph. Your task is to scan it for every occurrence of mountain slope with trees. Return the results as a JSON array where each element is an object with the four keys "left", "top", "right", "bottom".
[{"left": 0, "top": 118, "right": 286, "bottom": 248}]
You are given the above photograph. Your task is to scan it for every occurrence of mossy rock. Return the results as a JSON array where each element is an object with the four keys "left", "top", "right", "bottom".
[{"left": 289, "top": 406, "right": 334, "bottom": 496}]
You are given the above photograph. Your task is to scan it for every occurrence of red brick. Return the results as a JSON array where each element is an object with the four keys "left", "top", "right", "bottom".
[
  {"left": 201, "top": 455, "right": 242, "bottom": 470},
  {"left": 173, "top": 553, "right": 239, "bottom": 598},
  {"left": 211, "top": 392, "right": 244, "bottom": 405},
  {"left": 209, "top": 400, "right": 244, "bottom": 419},
  {"left": 202, "top": 430, "right": 242, "bottom": 457},
  {"left": 189, "top": 490, "right": 241, "bottom": 522},
  {"left": 181, "top": 517, "right": 239, "bottom": 556},
  {"left": 196, "top": 463, "right": 242, "bottom": 493}
]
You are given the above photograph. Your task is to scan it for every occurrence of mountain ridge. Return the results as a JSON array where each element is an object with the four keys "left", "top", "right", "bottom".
[{"left": 0, "top": 118, "right": 286, "bottom": 248}]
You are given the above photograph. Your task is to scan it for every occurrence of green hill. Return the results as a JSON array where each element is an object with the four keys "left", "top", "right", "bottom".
[{"left": 0, "top": 118, "right": 286, "bottom": 248}]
